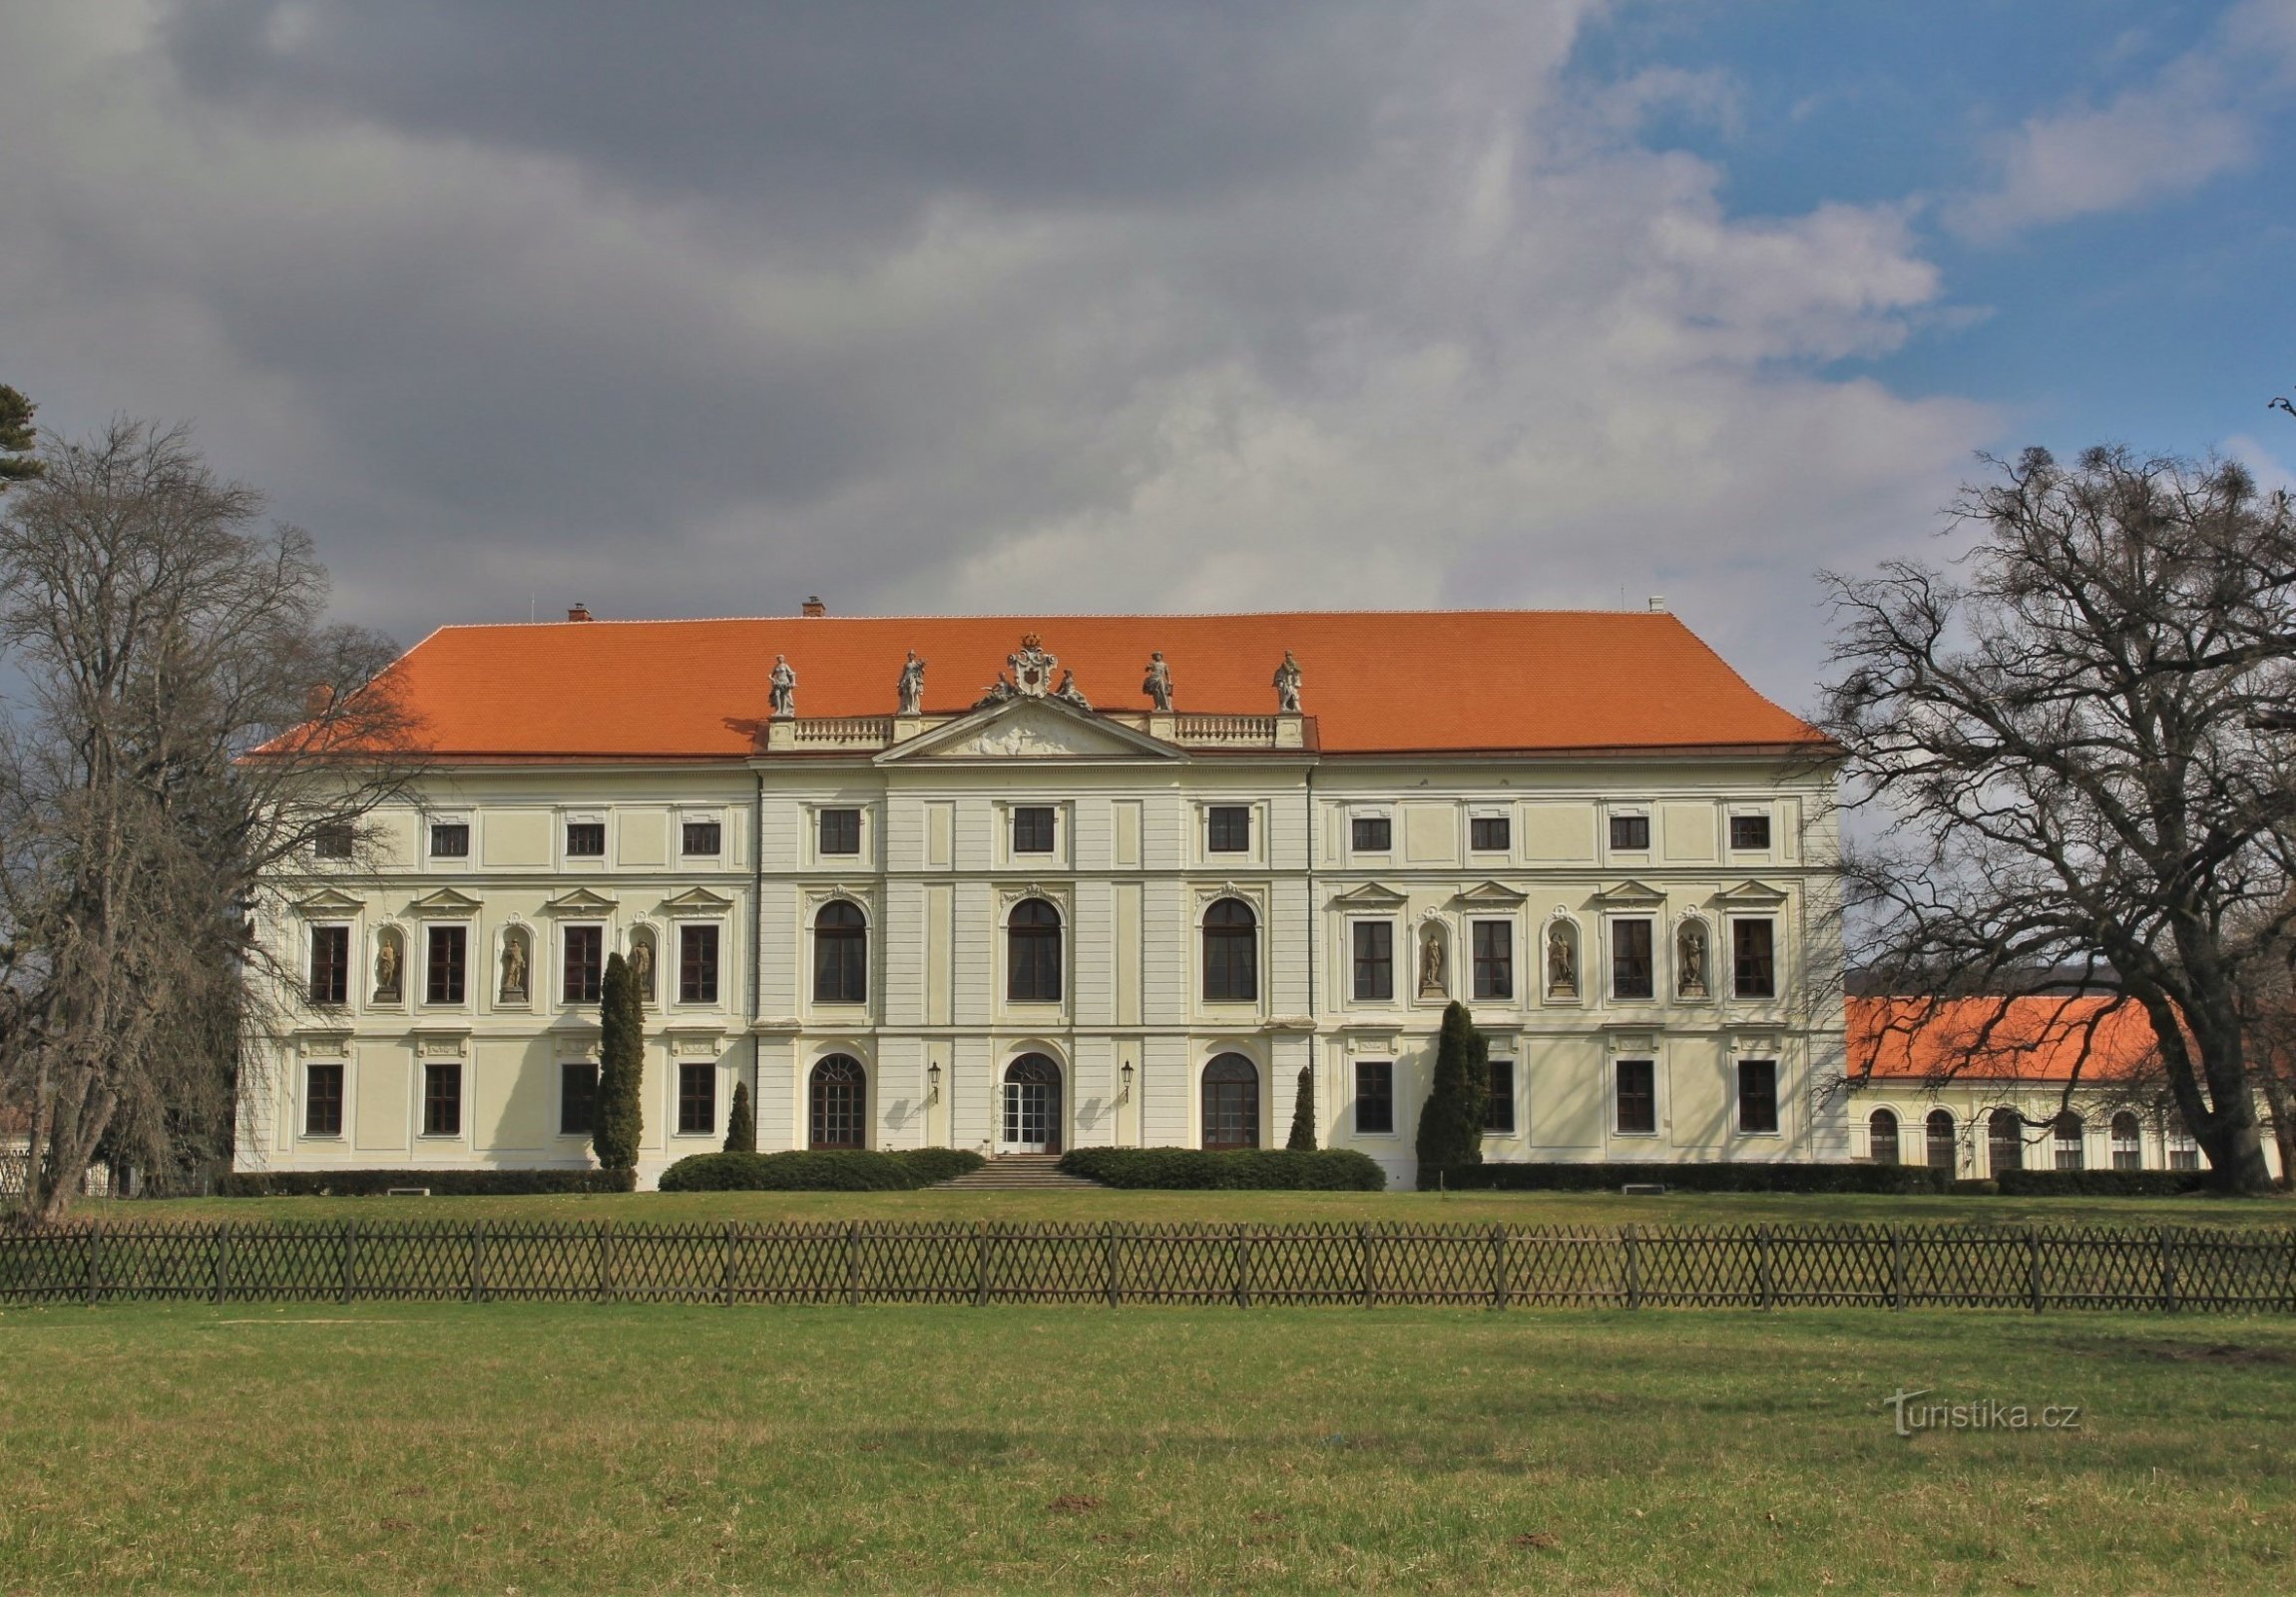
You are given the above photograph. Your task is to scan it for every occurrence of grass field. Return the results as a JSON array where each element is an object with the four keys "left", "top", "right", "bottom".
[
  {"left": 4, "top": 1298, "right": 2294, "bottom": 1594},
  {"left": 83, "top": 1184, "right": 2296, "bottom": 1230}
]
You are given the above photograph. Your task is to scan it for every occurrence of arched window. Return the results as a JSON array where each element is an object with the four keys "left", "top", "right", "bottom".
[
  {"left": 1926, "top": 1109, "right": 1956, "bottom": 1172},
  {"left": 1202, "top": 898, "right": 1257, "bottom": 1002},
  {"left": 812, "top": 901, "right": 867, "bottom": 1003},
  {"left": 1867, "top": 1108, "right": 1900, "bottom": 1165},
  {"left": 2053, "top": 1111, "right": 2084, "bottom": 1172},
  {"left": 2110, "top": 1111, "right": 2142, "bottom": 1172},
  {"left": 1008, "top": 898, "right": 1062, "bottom": 1002},
  {"left": 809, "top": 1054, "right": 865, "bottom": 1149},
  {"left": 1988, "top": 1108, "right": 2024, "bottom": 1174},
  {"left": 1202, "top": 1053, "right": 1260, "bottom": 1151}
]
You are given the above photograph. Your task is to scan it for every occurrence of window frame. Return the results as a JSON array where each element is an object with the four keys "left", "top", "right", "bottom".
[
  {"left": 563, "top": 817, "right": 607, "bottom": 858},
  {"left": 1866, "top": 1106, "right": 1900, "bottom": 1164},
  {"left": 308, "top": 923, "right": 351, "bottom": 1008},
  {"left": 1925, "top": 1109, "right": 1957, "bottom": 1173},
  {"left": 1354, "top": 1059, "right": 1395, "bottom": 1136},
  {"left": 1736, "top": 1058, "right": 1780, "bottom": 1136},
  {"left": 1469, "top": 813, "right": 1511, "bottom": 854},
  {"left": 562, "top": 923, "right": 606, "bottom": 1006},
  {"left": 2053, "top": 1112, "right": 2084, "bottom": 1172},
  {"left": 427, "top": 818, "right": 471, "bottom": 860},
  {"left": 1206, "top": 804, "right": 1252, "bottom": 854},
  {"left": 1613, "top": 1057, "right": 1657, "bottom": 1136},
  {"left": 1987, "top": 1108, "right": 2025, "bottom": 1174},
  {"left": 303, "top": 1061, "right": 344, "bottom": 1138},
  {"left": 811, "top": 900, "right": 868, "bottom": 1005},
  {"left": 1731, "top": 917, "right": 1777, "bottom": 999},
  {"left": 817, "top": 806, "right": 863, "bottom": 857},
  {"left": 677, "top": 1061, "right": 716, "bottom": 1137},
  {"left": 1006, "top": 897, "right": 1064, "bottom": 1003},
  {"left": 1350, "top": 919, "right": 1394, "bottom": 1003},
  {"left": 1607, "top": 810, "right": 1651, "bottom": 853},
  {"left": 1728, "top": 811, "right": 1772, "bottom": 852},
  {"left": 559, "top": 1061, "right": 598, "bottom": 1138},
  {"left": 1201, "top": 897, "right": 1259, "bottom": 1004},
  {"left": 678, "top": 921, "right": 721, "bottom": 1006},
  {"left": 1485, "top": 1057, "right": 1517, "bottom": 1135},
  {"left": 421, "top": 1061, "right": 462, "bottom": 1138},
  {"left": 1609, "top": 917, "right": 1655, "bottom": 1001},
  {"left": 1470, "top": 919, "right": 1514, "bottom": 1001},
  {"left": 2109, "top": 1111, "right": 2143, "bottom": 1172},
  {"left": 423, "top": 923, "right": 469, "bottom": 1006},
  {"left": 1350, "top": 812, "right": 1393, "bottom": 853},
  {"left": 680, "top": 817, "right": 723, "bottom": 858},
  {"left": 312, "top": 822, "right": 355, "bottom": 861},
  {"left": 1010, "top": 804, "right": 1057, "bottom": 855}
]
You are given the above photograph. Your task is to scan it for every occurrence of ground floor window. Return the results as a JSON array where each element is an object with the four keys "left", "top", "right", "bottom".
[
  {"left": 560, "top": 1062, "right": 597, "bottom": 1136},
  {"left": 423, "top": 1063, "right": 461, "bottom": 1138},
  {"left": 2053, "top": 1112, "right": 2084, "bottom": 1171},
  {"left": 810, "top": 1055, "right": 865, "bottom": 1149},
  {"left": 2110, "top": 1111, "right": 2142, "bottom": 1171},
  {"left": 678, "top": 1063, "right": 715, "bottom": 1136},
  {"left": 2168, "top": 1125, "right": 2200, "bottom": 1171},
  {"left": 304, "top": 1063, "right": 343, "bottom": 1137},
  {"left": 1202, "top": 1054, "right": 1260, "bottom": 1150},
  {"left": 1485, "top": 1058, "right": 1516, "bottom": 1134},
  {"left": 1355, "top": 1061, "right": 1394, "bottom": 1135},
  {"left": 1988, "top": 1108, "right": 2023, "bottom": 1173},
  {"left": 1737, "top": 1059, "right": 1778, "bottom": 1135},
  {"left": 1614, "top": 1059, "right": 1655, "bottom": 1135},
  {"left": 1866, "top": 1107, "right": 1899, "bottom": 1164},
  {"left": 1926, "top": 1109, "right": 1956, "bottom": 1172}
]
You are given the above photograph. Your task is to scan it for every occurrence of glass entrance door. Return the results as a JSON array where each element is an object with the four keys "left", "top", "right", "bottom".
[{"left": 1001, "top": 1054, "right": 1062, "bottom": 1153}]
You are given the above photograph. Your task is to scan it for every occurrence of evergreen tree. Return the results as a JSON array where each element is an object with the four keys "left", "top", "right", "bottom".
[
  {"left": 593, "top": 952, "right": 645, "bottom": 1170},
  {"left": 1285, "top": 1064, "right": 1316, "bottom": 1150},
  {"left": 723, "top": 1080, "right": 755, "bottom": 1153},
  {"left": 1414, "top": 1001, "right": 1488, "bottom": 1175},
  {"left": 0, "top": 384, "right": 39, "bottom": 492}
]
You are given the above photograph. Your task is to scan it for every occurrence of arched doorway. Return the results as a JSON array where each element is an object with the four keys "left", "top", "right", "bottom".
[
  {"left": 1202, "top": 1054, "right": 1260, "bottom": 1151},
  {"left": 1926, "top": 1109, "right": 1956, "bottom": 1172},
  {"left": 1002, "top": 1053, "right": 1062, "bottom": 1154},
  {"left": 809, "top": 1054, "right": 866, "bottom": 1149},
  {"left": 1987, "top": 1108, "right": 2024, "bottom": 1174}
]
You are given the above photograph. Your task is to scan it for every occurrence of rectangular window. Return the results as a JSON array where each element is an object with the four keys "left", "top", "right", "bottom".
[
  {"left": 1609, "top": 812, "right": 1650, "bottom": 851},
  {"left": 308, "top": 925, "right": 350, "bottom": 1006},
  {"left": 559, "top": 1061, "right": 598, "bottom": 1137},
  {"left": 1611, "top": 919, "right": 1654, "bottom": 999},
  {"left": 1485, "top": 1058, "right": 1516, "bottom": 1134},
  {"left": 1355, "top": 1061, "right": 1394, "bottom": 1135},
  {"left": 1470, "top": 814, "right": 1510, "bottom": 852},
  {"left": 678, "top": 1063, "right": 715, "bottom": 1136},
  {"left": 679, "top": 924, "right": 720, "bottom": 1004},
  {"left": 2169, "top": 1135, "right": 2200, "bottom": 1172},
  {"left": 1729, "top": 812, "right": 1771, "bottom": 851},
  {"left": 1351, "top": 814, "right": 1392, "bottom": 852},
  {"left": 565, "top": 820, "right": 606, "bottom": 857},
  {"left": 424, "top": 925, "right": 467, "bottom": 1005},
  {"left": 1011, "top": 805, "right": 1056, "bottom": 853},
  {"left": 1472, "top": 921, "right": 1514, "bottom": 1001},
  {"left": 1737, "top": 1059, "right": 1779, "bottom": 1135},
  {"left": 422, "top": 1063, "right": 461, "bottom": 1137},
  {"left": 1733, "top": 919, "right": 1776, "bottom": 998},
  {"left": 818, "top": 807, "right": 862, "bottom": 856},
  {"left": 682, "top": 819, "right": 722, "bottom": 856},
  {"left": 312, "top": 822, "right": 354, "bottom": 860},
  {"left": 1207, "top": 805, "right": 1251, "bottom": 853},
  {"left": 563, "top": 925, "right": 604, "bottom": 1004},
  {"left": 428, "top": 821, "right": 470, "bottom": 858},
  {"left": 1615, "top": 1059, "right": 1656, "bottom": 1135},
  {"left": 304, "top": 1063, "right": 344, "bottom": 1137},
  {"left": 1351, "top": 921, "right": 1394, "bottom": 1001}
]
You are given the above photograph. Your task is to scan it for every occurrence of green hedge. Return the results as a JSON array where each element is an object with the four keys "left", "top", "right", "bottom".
[
  {"left": 1993, "top": 1169, "right": 2216, "bottom": 1197},
  {"left": 657, "top": 1151, "right": 918, "bottom": 1192},
  {"left": 1060, "top": 1147, "right": 1387, "bottom": 1191},
  {"left": 216, "top": 1168, "right": 637, "bottom": 1197},
  {"left": 892, "top": 1148, "right": 988, "bottom": 1185},
  {"left": 1423, "top": 1162, "right": 1952, "bottom": 1195}
]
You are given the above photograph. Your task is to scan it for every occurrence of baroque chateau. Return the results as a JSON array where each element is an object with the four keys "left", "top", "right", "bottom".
[{"left": 252, "top": 605, "right": 1854, "bottom": 1187}]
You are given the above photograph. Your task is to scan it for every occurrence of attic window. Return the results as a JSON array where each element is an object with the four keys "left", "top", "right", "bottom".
[{"left": 565, "top": 821, "right": 606, "bottom": 857}]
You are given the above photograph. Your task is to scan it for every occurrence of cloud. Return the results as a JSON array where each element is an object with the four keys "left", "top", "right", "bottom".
[
  {"left": 0, "top": 1, "right": 1995, "bottom": 709},
  {"left": 1948, "top": 0, "right": 2296, "bottom": 241}
]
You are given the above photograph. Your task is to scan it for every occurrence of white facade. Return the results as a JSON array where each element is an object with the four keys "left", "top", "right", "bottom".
[{"left": 246, "top": 671, "right": 1849, "bottom": 1187}]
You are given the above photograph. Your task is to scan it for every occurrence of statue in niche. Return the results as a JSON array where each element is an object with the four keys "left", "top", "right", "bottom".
[
  {"left": 1546, "top": 921, "right": 1579, "bottom": 999},
  {"left": 1676, "top": 919, "right": 1709, "bottom": 1000},
  {"left": 1053, "top": 669, "right": 1092, "bottom": 711},
  {"left": 1143, "top": 652, "right": 1174, "bottom": 712},
  {"left": 1417, "top": 921, "right": 1448, "bottom": 999},
  {"left": 896, "top": 651, "right": 926, "bottom": 717},
  {"left": 1273, "top": 650, "right": 1303, "bottom": 714},
  {"left": 499, "top": 926, "right": 530, "bottom": 1004},
  {"left": 768, "top": 655, "right": 797, "bottom": 719},
  {"left": 373, "top": 926, "right": 404, "bottom": 1003},
  {"left": 628, "top": 928, "right": 657, "bottom": 1005}
]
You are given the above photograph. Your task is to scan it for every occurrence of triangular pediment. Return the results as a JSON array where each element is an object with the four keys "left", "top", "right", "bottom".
[
  {"left": 1715, "top": 878, "right": 1790, "bottom": 905},
  {"left": 877, "top": 696, "right": 1183, "bottom": 764},
  {"left": 660, "top": 885, "right": 736, "bottom": 911},
  {"left": 1453, "top": 880, "right": 1528, "bottom": 907},
  {"left": 406, "top": 886, "right": 484, "bottom": 913},
  {"left": 542, "top": 885, "right": 621, "bottom": 913},
  {"left": 1330, "top": 881, "right": 1409, "bottom": 909},
  {"left": 1594, "top": 878, "right": 1667, "bottom": 906},
  {"left": 292, "top": 886, "right": 367, "bottom": 915}
]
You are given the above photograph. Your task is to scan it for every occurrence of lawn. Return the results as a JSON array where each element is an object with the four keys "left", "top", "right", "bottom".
[
  {"left": 83, "top": 1184, "right": 2296, "bottom": 1230},
  {"left": 3, "top": 1300, "right": 2293, "bottom": 1593}
]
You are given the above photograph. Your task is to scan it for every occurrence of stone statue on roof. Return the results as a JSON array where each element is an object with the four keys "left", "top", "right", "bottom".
[
  {"left": 769, "top": 655, "right": 796, "bottom": 719},
  {"left": 1054, "top": 669, "right": 1092, "bottom": 711},
  {"left": 1273, "top": 650, "right": 1303, "bottom": 714},
  {"left": 897, "top": 651, "right": 926, "bottom": 717},
  {"left": 1143, "top": 652, "right": 1173, "bottom": 712}
]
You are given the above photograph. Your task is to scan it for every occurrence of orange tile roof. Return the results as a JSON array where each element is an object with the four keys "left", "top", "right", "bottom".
[
  {"left": 1850, "top": 996, "right": 2164, "bottom": 1085},
  {"left": 350, "top": 610, "right": 1823, "bottom": 761}
]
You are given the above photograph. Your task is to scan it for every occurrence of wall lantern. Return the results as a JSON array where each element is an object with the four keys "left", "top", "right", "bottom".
[
  {"left": 1119, "top": 1060, "right": 1134, "bottom": 1104},
  {"left": 926, "top": 1060, "right": 942, "bottom": 1104}
]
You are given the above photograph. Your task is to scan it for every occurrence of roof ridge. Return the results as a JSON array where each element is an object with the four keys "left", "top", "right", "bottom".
[{"left": 425, "top": 607, "right": 1691, "bottom": 630}]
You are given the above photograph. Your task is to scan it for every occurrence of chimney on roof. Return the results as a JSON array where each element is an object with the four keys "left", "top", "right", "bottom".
[
  {"left": 303, "top": 684, "right": 335, "bottom": 718},
  {"left": 801, "top": 595, "right": 826, "bottom": 617},
  {"left": 567, "top": 603, "right": 593, "bottom": 622},
  {"left": 1646, "top": 596, "right": 1667, "bottom": 613}
]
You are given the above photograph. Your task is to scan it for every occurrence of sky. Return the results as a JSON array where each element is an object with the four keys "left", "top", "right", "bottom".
[{"left": 1, "top": 0, "right": 2292, "bottom": 718}]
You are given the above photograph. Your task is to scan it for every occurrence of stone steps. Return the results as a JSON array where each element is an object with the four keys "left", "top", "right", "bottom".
[{"left": 943, "top": 1155, "right": 1102, "bottom": 1191}]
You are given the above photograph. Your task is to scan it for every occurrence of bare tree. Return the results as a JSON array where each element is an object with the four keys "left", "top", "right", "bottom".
[
  {"left": 0, "top": 419, "right": 419, "bottom": 1220},
  {"left": 1823, "top": 446, "right": 2296, "bottom": 1193}
]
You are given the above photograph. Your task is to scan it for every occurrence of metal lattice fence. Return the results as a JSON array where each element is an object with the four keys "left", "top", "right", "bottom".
[{"left": 2, "top": 1220, "right": 2293, "bottom": 1311}]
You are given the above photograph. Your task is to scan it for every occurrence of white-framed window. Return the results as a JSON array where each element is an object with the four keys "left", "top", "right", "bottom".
[
  {"left": 677, "top": 921, "right": 723, "bottom": 1005},
  {"left": 427, "top": 814, "right": 473, "bottom": 860},
  {"left": 562, "top": 811, "right": 607, "bottom": 861},
  {"left": 1613, "top": 1057, "right": 1658, "bottom": 1135},
  {"left": 1349, "top": 809, "right": 1393, "bottom": 854},
  {"left": 680, "top": 813, "right": 724, "bottom": 859},
  {"left": 1727, "top": 810, "right": 1772, "bottom": 852},
  {"left": 422, "top": 923, "right": 470, "bottom": 1006},
  {"left": 1730, "top": 917, "right": 1778, "bottom": 999},
  {"left": 1354, "top": 1059, "right": 1395, "bottom": 1136},
  {"left": 1484, "top": 1058, "right": 1517, "bottom": 1135},
  {"left": 1608, "top": 917, "right": 1656, "bottom": 1000},
  {"left": 1607, "top": 807, "right": 1651, "bottom": 853},
  {"left": 1736, "top": 1058, "right": 1780, "bottom": 1136},
  {"left": 559, "top": 1060, "right": 598, "bottom": 1137},
  {"left": 1468, "top": 811, "right": 1512, "bottom": 854},
  {"left": 302, "top": 1061, "right": 345, "bottom": 1138},
  {"left": 307, "top": 924, "right": 352, "bottom": 1007},
  {"left": 1205, "top": 803, "right": 1254, "bottom": 855},
  {"left": 1350, "top": 919, "right": 1395, "bottom": 1002}
]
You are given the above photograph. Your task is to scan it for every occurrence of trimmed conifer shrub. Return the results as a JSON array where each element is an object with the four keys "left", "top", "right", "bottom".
[
  {"left": 894, "top": 1148, "right": 989, "bottom": 1185},
  {"left": 658, "top": 1150, "right": 918, "bottom": 1191},
  {"left": 723, "top": 1081, "right": 755, "bottom": 1154},
  {"left": 1286, "top": 1064, "right": 1316, "bottom": 1150},
  {"left": 592, "top": 952, "right": 645, "bottom": 1171},
  {"left": 1059, "top": 1147, "right": 1386, "bottom": 1191},
  {"left": 1414, "top": 1001, "right": 1486, "bottom": 1173}
]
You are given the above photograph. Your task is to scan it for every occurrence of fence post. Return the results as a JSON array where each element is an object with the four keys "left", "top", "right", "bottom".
[
  {"left": 342, "top": 1220, "right": 357, "bottom": 1306},
  {"left": 215, "top": 1223, "right": 231, "bottom": 1307},
  {"left": 1359, "top": 1223, "right": 1374, "bottom": 1309},
  {"left": 470, "top": 1223, "right": 485, "bottom": 1305},
  {"left": 1623, "top": 1225, "right": 1641, "bottom": 1311},
  {"left": 1105, "top": 1222, "right": 1120, "bottom": 1309},
  {"left": 598, "top": 1222, "right": 612, "bottom": 1304},
  {"left": 1758, "top": 1226, "right": 1774, "bottom": 1312},
  {"left": 84, "top": 1222, "right": 100, "bottom": 1307},
  {"left": 1492, "top": 1225, "right": 1509, "bottom": 1313},
  {"left": 721, "top": 1221, "right": 735, "bottom": 1309},
  {"left": 1889, "top": 1225, "right": 1905, "bottom": 1312},
  {"left": 974, "top": 1221, "right": 988, "bottom": 1308},
  {"left": 844, "top": 1221, "right": 860, "bottom": 1308},
  {"left": 2159, "top": 1227, "right": 2177, "bottom": 1314},
  {"left": 2027, "top": 1225, "right": 2043, "bottom": 1315}
]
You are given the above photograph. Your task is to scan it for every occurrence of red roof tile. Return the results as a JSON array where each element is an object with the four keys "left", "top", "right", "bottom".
[
  {"left": 1850, "top": 996, "right": 2164, "bottom": 1084},
  {"left": 354, "top": 610, "right": 1822, "bottom": 761}
]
